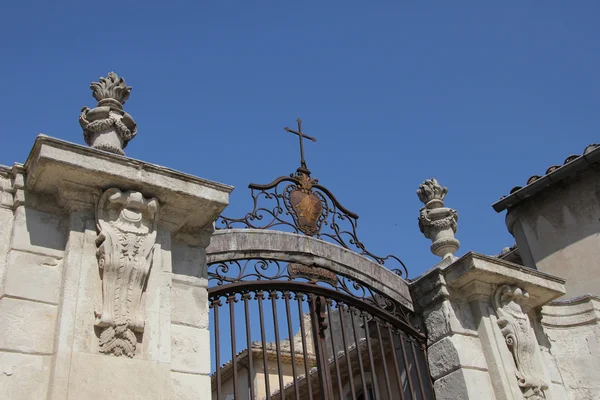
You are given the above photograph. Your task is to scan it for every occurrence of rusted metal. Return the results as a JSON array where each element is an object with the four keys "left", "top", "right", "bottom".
[
  {"left": 242, "top": 293, "right": 256, "bottom": 399},
  {"left": 375, "top": 321, "right": 396, "bottom": 400},
  {"left": 270, "top": 291, "right": 286, "bottom": 400},
  {"left": 411, "top": 338, "right": 428, "bottom": 400},
  {"left": 211, "top": 299, "right": 222, "bottom": 400},
  {"left": 327, "top": 300, "right": 345, "bottom": 399},
  {"left": 399, "top": 332, "right": 416, "bottom": 399},
  {"left": 216, "top": 119, "right": 409, "bottom": 278},
  {"left": 208, "top": 259, "right": 420, "bottom": 336},
  {"left": 363, "top": 313, "right": 380, "bottom": 400},
  {"left": 297, "top": 293, "right": 314, "bottom": 400},
  {"left": 256, "top": 291, "right": 271, "bottom": 398},
  {"left": 208, "top": 261, "right": 434, "bottom": 399},
  {"left": 350, "top": 308, "right": 369, "bottom": 399},
  {"left": 339, "top": 304, "right": 358, "bottom": 400},
  {"left": 284, "top": 117, "right": 317, "bottom": 173},
  {"left": 227, "top": 295, "right": 239, "bottom": 400},
  {"left": 283, "top": 291, "right": 301, "bottom": 399}
]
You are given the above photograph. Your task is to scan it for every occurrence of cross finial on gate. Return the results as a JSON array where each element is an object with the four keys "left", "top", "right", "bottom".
[{"left": 284, "top": 118, "right": 317, "bottom": 174}]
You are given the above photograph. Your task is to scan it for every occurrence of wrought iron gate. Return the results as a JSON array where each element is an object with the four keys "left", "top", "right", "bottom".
[{"left": 207, "top": 119, "right": 435, "bottom": 399}]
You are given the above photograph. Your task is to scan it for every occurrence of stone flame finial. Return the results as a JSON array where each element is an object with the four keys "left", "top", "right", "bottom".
[
  {"left": 79, "top": 72, "right": 137, "bottom": 155},
  {"left": 417, "top": 178, "right": 460, "bottom": 259}
]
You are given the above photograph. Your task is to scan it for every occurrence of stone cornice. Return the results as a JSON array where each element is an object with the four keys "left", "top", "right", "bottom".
[
  {"left": 23, "top": 135, "right": 233, "bottom": 234},
  {"left": 411, "top": 252, "right": 566, "bottom": 309},
  {"left": 541, "top": 294, "right": 600, "bottom": 328}
]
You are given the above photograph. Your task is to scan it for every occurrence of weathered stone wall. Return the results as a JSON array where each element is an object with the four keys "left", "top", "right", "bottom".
[
  {"left": 0, "top": 136, "right": 232, "bottom": 400},
  {"left": 540, "top": 295, "right": 600, "bottom": 400},
  {"left": 411, "top": 253, "right": 570, "bottom": 400},
  {"left": 506, "top": 167, "right": 600, "bottom": 299}
]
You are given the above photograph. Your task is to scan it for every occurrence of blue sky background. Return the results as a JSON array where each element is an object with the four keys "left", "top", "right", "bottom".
[{"left": 1, "top": 1, "right": 599, "bottom": 278}]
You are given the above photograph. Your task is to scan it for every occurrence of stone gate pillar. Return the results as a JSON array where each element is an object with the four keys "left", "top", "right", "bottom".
[{"left": 0, "top": 73, "right": 233, "bottom": 399}]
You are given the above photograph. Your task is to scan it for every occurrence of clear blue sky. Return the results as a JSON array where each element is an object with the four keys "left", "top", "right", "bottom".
[{"left": 1, "top": 1, "right": 599, "bottom": 278}]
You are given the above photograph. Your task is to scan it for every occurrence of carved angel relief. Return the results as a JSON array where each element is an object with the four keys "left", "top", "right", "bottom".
[
  {"left": 95, "top": 188, "right": 159, "bottom": 357},
  {"left": 493, "top": 285, "right": 548, "bottom": 399}
]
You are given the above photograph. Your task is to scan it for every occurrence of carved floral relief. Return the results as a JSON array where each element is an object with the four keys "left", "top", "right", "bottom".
[
  {"left": 493, "top": 285, "right": 548, "bottom": 399},
  {"left": 95, "top": 188, "right": 159, "bottom": 357}
]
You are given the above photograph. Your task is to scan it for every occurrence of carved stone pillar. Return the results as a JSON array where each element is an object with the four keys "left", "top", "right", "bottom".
[
  {"left": 411, "top": 252, "right": 568, "bottom": 400},
  {"left": 18, "top": 134, "right": 232, "bottom": 399}
]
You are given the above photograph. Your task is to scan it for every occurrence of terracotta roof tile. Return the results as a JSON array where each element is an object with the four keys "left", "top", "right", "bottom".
[{"left": 505, "top": 144, "right": 600, "bottom": 199}]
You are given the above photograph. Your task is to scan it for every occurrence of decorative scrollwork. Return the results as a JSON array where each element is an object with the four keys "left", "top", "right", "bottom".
[
  {"left": 207, "top": 258, "right": 414, "bottom": 328},
  {"left": 217, "top": 169, "right": 408, "bottom": 278}
]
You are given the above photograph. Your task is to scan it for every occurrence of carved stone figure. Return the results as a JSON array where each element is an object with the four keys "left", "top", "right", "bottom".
[
  {"left": 493, "top": 285, "right": 548, "bottom": 399},
  {"left": 79, "top": 72, "right": 137, "bottom": 155},
  {"left": 95, "top": 188, "right": 159, "bottom": 357},
  {"left": 417, "top": 178, "right": 460, "bottom": 259}
]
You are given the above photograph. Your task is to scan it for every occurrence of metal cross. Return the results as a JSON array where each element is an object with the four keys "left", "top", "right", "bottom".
[{"left": 284, "top": 118, "right": 317, "bottom": 171}]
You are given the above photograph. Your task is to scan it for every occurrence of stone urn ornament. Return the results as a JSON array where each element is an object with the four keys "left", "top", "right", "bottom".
[
  {"left": 79, "top": 72, "right": 137, "bottom": 155},
  {"left": 417, "top": 178, "right": 460, "bottom": 259}
]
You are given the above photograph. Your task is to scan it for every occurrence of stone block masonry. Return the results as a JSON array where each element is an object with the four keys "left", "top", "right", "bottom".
[{"left": 0, "top": 135, "right": 232, "bottom": 399}]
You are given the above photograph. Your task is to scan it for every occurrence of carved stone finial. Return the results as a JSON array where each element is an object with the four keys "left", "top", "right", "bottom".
[
  {"left": 493, "top": 285, "right": 548, "bottom": 399},
  {"left": 417, "top": 178, "right": 460, "bottom": 259},
  {"left": 79, "top": 72, "right": 137, "bottom": 155},
  {"left": 95, "top": 188, "right": 159, "bottom": 357}
]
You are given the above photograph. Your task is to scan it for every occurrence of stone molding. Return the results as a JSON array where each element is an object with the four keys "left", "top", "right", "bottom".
[
  {"left": 94, "top": 188, "right": 160, "bottom": 357},
  {"left": 541, "top": 294, "right": 600, "bottom": 328},
  {"left": 206, "top": 228, "right": 413, "bottom": 310},
  {"left": 23, "top": 135, "right": 232, "bottom": 235},
  {"left": 493, "top": 285, "right": 548, "bottom": 399}
]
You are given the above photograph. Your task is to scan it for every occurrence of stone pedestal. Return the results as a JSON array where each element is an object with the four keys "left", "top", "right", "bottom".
[
  {"left": 0, "top": 135, "right": 232, "bottom": 399},
  {"left": 411, "top": 253, "right": 569, "bottom": 400}
]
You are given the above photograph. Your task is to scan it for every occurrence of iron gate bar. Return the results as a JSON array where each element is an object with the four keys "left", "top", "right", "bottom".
[
  {"left": 283, "top": 291, "right": 301, "bottom": 399},
  {"left": 388, "top": 325, "right": 406, "bottom": 399},
  {"left": 326, "top": 300, "right": 345, "bottom": 399},
  {"left": 227, "top": 295, "right": 239, "bottom": 400},
  {"left": 296, "top": 293, "right": 314, "bottom": 400},
  {"left": 212, "top": 299, "right": 222, "bottom": 400},
  {"left": 256, "top": 291, "right": 272, "bottom": 398},
  {"left": 209, "top": 280, "right": 425, "bottom": 343},
  {"left": 338, "top": 304, "right": 357, "bottom": 400},
  {"left": 363, "top": 313, "right": 380, "bottom": 400},
  {"left": 410, "top": 338, "right": 427, "bottom": 399},
  {"left": 242, "top": 293, "right": 256, "bottom": 400},
  {"left": 350, "top": 309, "right": 369, "bottom": 399},
  {"left": 270, "top": 291, "right": 286, "bottom": 400},
  {"left": 398, "top": 332, "right": 415, "bottom": 400},
  {"left": 309, "top": 294, "right": 334, "bottom": 400},
  {"left": 375, "top": 322, "right": 395, "bottom": 400}
]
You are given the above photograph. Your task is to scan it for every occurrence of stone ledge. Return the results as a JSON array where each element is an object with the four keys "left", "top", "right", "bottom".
[
  {"left": 542, "top": 294, "right": 600, "bottom": 328},
  {"left": 23, "top": 135, "right": 233, "bottom": 234},
  {"left": 413, "top": 252, "right": 566, "bottom": 309},
  {"left": 206, "top": 229, "right": 413, "bottom": 311}
]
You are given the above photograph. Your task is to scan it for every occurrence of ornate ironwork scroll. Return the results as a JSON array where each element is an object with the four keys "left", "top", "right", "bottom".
[
  {"left": 207, "top": 258, "right": 415, "bottom": 332},
  {"left": 217, "top": 118, "right": 407, "bottom": 277}
]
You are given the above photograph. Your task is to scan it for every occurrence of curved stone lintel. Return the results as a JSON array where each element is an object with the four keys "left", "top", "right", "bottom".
[{"left": 206, "top": 229, "right": 413, "bottom": 311}]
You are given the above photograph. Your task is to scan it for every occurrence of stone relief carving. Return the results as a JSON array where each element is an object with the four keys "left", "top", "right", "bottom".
[
  {"left": 417, "top": 178, "right": 460, "bottom": 259},
  {"left": 79, "top": 72, "right": 137, "bottom": 155},
  {"left": 493, "top": 285, "right": 548, "bottom": 399},
  {"left": 95, "top": 188, "right": 159, "bottom": 357}
]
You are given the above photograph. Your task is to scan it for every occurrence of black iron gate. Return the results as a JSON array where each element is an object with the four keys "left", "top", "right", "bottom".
[
  {"left": 207, "top": 119, "right": 435, "bottom": 399},
  {"left": 208, "top": 260, "right": 434, "bottom": 400}
]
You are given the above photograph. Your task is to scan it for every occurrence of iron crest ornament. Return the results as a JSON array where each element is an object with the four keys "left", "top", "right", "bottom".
[
  {"left": 284, "top": 171, "right": 327, "bottom": 236},
  {"left": 217, "top": 118, "right": 408, "bottom": 277}
]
